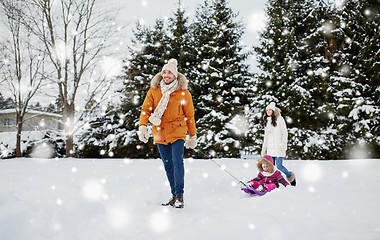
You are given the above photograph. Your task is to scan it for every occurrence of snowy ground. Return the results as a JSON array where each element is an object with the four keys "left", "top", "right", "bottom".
[{"left": 1, "top": 158, "right": 379, "bottom": 240}]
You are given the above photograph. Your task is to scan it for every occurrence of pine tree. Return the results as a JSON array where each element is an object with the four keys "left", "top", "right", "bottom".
[
  {"left": 253, "top": 0, "right": 338, "bottom": 159},
  {"left": 330, "top": 0, "right": 380, "bottom": 158},
  {"left": 167, "top": 0, "right": 196, "bottom": 77},
  {"left": 252, "top": 0, "right": 293, "bottom": 156},
  {"left": 0, "top": 93, "right": 15, "bottom": 109},
  {"left": 114, "top": 19, "right": 171, "bottom": 158},
  {"left": 253, "top": 0, "right": 379, "bottom": 159},
  {"left": 191, "top": 0, "right": 253, "bottom": 158},
  {"left": 291, "top": 1, "right": 343, "bottom": 159}
]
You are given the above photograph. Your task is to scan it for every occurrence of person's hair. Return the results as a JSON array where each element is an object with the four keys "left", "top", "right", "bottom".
[{"left": 263, "top": 111, "right": 277, "bottom": 127}]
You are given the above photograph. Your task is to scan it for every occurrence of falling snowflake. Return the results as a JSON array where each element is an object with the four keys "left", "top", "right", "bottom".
[
  {"left": 308, "top": 186, "right": 316, "bottom": 193},
  {"left": 150, "top": 210, "right": 170, "bottom": 233},
  {"left": 346, "top": 143, "right": 370, "bottom": 159},
  {"left": 31, "top": 143, "right": 53, "bottom": 159},
  {"left": 51, "top": 222, "right": 62, "bottom": 231},
  {"left": 54, "top": 41, "right": 72, "bottom": 65},
  {"left": 107, "top": 204, "right": 129, "bottom": 230},
  {"left": 82, "top": 180, "right": 105, "bottom": 201},
  {"left": 340, "top": 65, "right": 351, "bottom": 76},
  {"left": 322, "top": 21, "right": 334, "bottom": 36},
  {"left": 248, "top": 223, "right": 256, "bottom": 231},
  {"left": 301, "top": 162, "right": 322, "bottom": 183},
  {"left": 100, "top": 57, "right": 122, "bottom": 79},
  {"left": 226, "top": 115, "right": 249, "bottom": 135},
  {"left": 56, "top": 198, "right": 63, "bottom": 206}
]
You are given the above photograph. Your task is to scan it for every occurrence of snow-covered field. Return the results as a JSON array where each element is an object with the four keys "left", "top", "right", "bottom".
[{"left": 1, "top": 158, "right": 379, "bottom": 240}]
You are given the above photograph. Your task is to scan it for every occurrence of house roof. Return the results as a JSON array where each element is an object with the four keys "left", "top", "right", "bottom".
[{"left": 0, "top": 109, "right": 62, "bottom": 118}]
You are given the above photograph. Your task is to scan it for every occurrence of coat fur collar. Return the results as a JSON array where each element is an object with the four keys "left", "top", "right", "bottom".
[
  {"left": 150, "top": 72, "right": 188, "bottom": 90},
  {"left": 274, "top": 107, "right": 281, "bottom": 117}
]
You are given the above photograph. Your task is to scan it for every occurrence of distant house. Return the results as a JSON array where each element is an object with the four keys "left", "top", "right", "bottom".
[{"left": 0, "top": 109, "right": 62, "bottom": 132}]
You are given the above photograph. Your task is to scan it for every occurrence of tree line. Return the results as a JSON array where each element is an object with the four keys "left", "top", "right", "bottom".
[
  {"left": 79, "top": 0, "right": 379, "bottom": 160},
  {"left": 1, "top": 0, "right": 379, "bottom": 159}
]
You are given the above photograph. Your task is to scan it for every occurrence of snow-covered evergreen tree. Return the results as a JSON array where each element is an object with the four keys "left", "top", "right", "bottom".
[
  {"left": 252, "top": 0, "right": 345, "bottom": 159},
  {"left": 288, "top": 1, "right": 343, "bottom": 159},
  {"left": 329, "top": 0, "right": 380, "bottom": 158},
  {"left": 253, "top": 0, "right": 379, "bottom": 159},
  {"left": 0, "top": 93, "right": 15, "bottom": 109},
  {"left": 167, "top": 0, "right": 197, "bottom": 78},
  {"left": 190, "top": 0, "right": 253, "bottom": 158}
]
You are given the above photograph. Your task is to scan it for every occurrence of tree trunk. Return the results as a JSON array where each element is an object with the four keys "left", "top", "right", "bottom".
[
  {"left": 15, "top": 114, "right": 23, "bottom": 157},
  {"left": 63, "top": 103, "right": 75, "bottom": 157},
  {"left": 15, "top": 126, "right": 22, "bottom": 157},
  {"left": 65, "top": 135, "right": 74, "bottom": 157}
]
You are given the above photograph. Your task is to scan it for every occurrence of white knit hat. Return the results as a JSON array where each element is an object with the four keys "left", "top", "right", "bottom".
[
  {"left": 161, "top": 58, "right": 178, "bottom": 78},
  {"left": 266, "top": 102, "right": 276, "bottom": 111}
]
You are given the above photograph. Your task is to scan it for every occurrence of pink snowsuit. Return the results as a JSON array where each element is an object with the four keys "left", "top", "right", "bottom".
[{"left": 247, "top": 155, "right": 289, "bottom": 192}]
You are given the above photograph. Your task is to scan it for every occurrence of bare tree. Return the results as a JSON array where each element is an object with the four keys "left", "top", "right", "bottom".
[
  {"left": 24, "top": 0, "right": 122, "bottom": 157},
  {"left": 0, "top": 0, "right": 46, "bottom": 157}
]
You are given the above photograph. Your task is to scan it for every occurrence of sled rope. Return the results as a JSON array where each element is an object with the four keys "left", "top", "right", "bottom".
[{"left": 197, "top": 149, "right": 248, "bottom": 188}]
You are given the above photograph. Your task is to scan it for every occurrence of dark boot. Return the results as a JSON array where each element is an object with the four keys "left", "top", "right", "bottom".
[
  {"left": 174, "top": 195, "right": 184, "bottom": 208},
  {"left": 162, "top": 195, "right": 176, "bottom": 206},
  {"left": 287, "top": 172, "right": 296, "bottom": 186},
  {"left": 290, "top": 178, "right": 296, "bottom": 186}
]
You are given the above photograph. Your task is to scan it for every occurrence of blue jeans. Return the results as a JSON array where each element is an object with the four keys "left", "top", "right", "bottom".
[
  {"left": 273, "top": 157, "right": 291, "bottom": 178},
  {"left": 157, "top": 140, "right": 185, "bottom": 196}
]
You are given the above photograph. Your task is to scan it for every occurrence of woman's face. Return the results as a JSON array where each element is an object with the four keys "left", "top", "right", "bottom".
[{"left": 266, "top": 108, "right": 273, "bottom": 116}]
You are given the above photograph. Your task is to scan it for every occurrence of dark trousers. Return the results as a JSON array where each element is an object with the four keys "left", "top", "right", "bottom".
[{"left": 157, "top": 139, "right": 185, "bottom": 196}]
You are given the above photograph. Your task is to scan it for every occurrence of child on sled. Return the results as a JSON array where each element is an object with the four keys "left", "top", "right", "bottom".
[{"left": 246, "top": 155, "right": 289, "bottom": 192}]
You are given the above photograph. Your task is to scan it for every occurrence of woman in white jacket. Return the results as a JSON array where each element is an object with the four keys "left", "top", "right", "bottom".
[{"left": 261, "top": 102, "right": 296, "bottom": 186}]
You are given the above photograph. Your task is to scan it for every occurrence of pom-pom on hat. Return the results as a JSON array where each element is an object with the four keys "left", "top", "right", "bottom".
[
  {"left": 161, "top": 58, "right": 178, "bottom": 78},
  {"left": 266, "top": 102, "right": 276, "bottom": 111}
]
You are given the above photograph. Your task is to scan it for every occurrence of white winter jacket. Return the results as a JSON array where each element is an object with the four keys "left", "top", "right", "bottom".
[{"left": 261, "top": 111, "right": 288, "bottom": 157}]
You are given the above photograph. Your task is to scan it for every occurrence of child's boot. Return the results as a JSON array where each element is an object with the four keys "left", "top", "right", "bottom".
[{"left": 287, "top": 172, "right": 296, "bottom": 186}]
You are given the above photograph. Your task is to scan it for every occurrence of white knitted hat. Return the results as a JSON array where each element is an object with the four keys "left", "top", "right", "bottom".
[
  {"left": 161, "top": 58, "right": 178, "bottom": 78},
  {"left": 266, "top": 102, "right": 276, "bottom": 111}
]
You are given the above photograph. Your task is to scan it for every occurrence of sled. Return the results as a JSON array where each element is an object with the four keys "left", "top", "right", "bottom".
[{"left": 241, "top": 187, "right": 267, "bottom": 196}]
